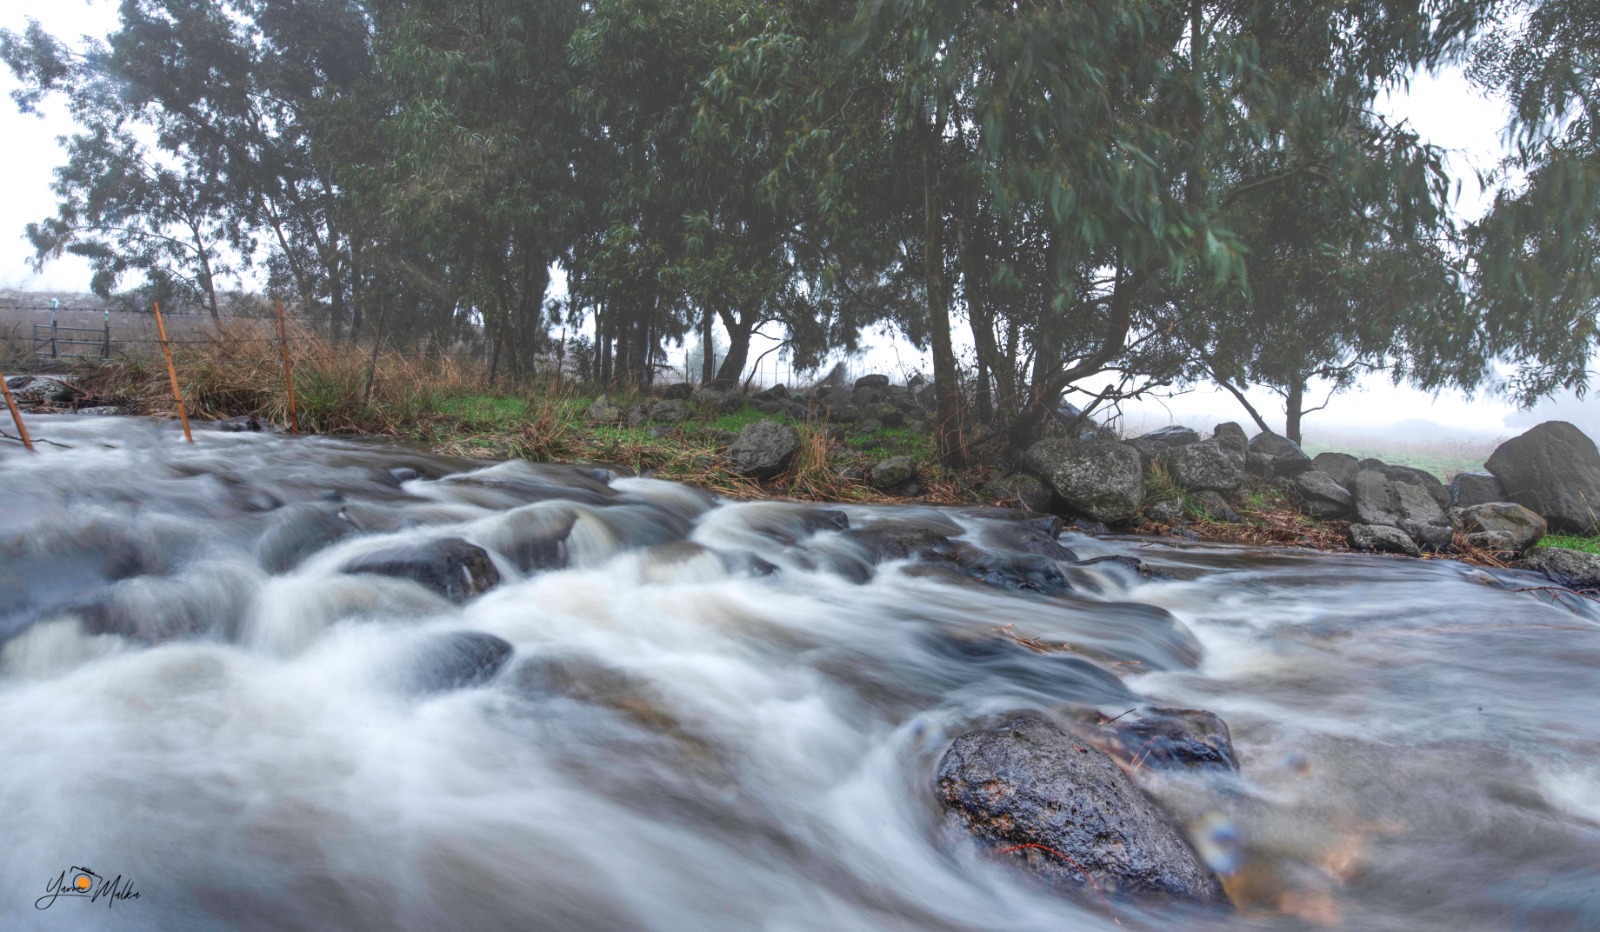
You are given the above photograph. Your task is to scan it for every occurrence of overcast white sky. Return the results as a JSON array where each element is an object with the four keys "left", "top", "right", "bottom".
[{"left": 1, "top": 1, "right": 1588, "bottom": 439}]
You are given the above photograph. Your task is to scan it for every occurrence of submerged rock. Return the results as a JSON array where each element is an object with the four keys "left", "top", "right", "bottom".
[
  {"left": 256, "top": 503, "right": 357, "bottom": 573},
  {"left": 1070, "top": 707, "right": 1239, "bottom": 774},
  {"left": 342, "top": 537, "right": 501, "bottom": 602},
  {"left": 937, "top": 716, "right": 1228, "bottom": 906},
  {"left": 402, "top": 630, "right": 514, "bottom": 693}
]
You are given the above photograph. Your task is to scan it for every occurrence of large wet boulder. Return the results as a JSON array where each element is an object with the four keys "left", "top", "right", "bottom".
[
  {"left": 937, "top": 716, "right": 1228, "bottom": 905},
  {"left": 1449, "top": 471, "right": 1505, "bottom": 508},
  {"left": 1348, "top": 523, "right": 1421, "bottom": 556},
  {"left": 1459, "top": 502, "right": 1547, "bottom": 554},
  {"left": 727, "top": 419, "right": 801, "bottom": 480},
  {"left": 1163, "top": 439, "right": 1243, "bottom": 492},
  {"left": 1293, "top": 470, "right": 1353, "bottom": 519},
  {"left": 1485, "top": 421, "right": 1600, "bottom": 534},
  {"left": 1519, "top": 547, "right": 1600, "bottom": 591},
  {"left": 854, "top": 373, "right": 890, "bottom": 390},
  {"left": 1023, "top": 438, "right": 1144, "bottom": 525},
  {"left": 342, "top": 537, "right": 501, "bottom": 602}
]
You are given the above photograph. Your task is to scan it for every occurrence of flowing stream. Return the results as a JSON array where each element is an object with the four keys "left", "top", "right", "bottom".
[{"left": 2, "top": 416, "right": 1598, "bottom": 930}]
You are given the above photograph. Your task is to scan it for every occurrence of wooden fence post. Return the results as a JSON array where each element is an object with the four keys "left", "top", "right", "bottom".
[
  {"left": 274, "top": 300, "right": 301, "bottom": 433},
  {"left": 0, "top": 369, "right": 35, "bottom": 452},
  {"left": 151, "top": 301, "right": 194, "bottom": 443}
]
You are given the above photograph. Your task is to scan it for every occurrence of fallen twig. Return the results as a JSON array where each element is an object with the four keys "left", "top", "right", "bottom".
[{"left": 1, "top": 429, "right": 71, "bottom": 449}]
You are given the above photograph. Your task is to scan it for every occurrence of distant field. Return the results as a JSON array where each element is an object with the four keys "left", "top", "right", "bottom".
[{"left": 1299, "top": 439, "right": 1497, "bottom": 480}]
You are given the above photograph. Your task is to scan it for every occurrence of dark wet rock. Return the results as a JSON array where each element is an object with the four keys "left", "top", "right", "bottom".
[
  {"left": 858, "top": 417, "right": 884, "bottom": 434},
  {"left": 1247, "top": 431, "right": 1311, "bottom": 478},
  {"left": 648, "top": 399, "right": 689, "bottom": 422},
  {"left": 1293, "top": 470, "right": 1352, "bottom": 519},
  {"left": 937, "top": 716, "right": 1228, "bottom": 905},
  {"left": 257, "top": 503, "right": 357, "bottom": 573},
  {"left": 1377, "top": 464, "right": 1451, "bottom": 511},
  {"left": 854, "top": 373, "right": 890, "bottom": 390},
  {"left": 1128, "top": 426, "right": 1200, "bottom": 465},
  {"left": 1351, "top": 469, "right": 1448, "bottom": 536},
  {"left": 1211, "top": 422, "right": 1248, "bottom": 459},
  {"left": 1193, "top": 491, "right": 1241, "bottom": 523},
  {"left": 870, "top": 456, "right": 917, "bottom": 491},
  {"left": 389, "top": 467, "right": 420, "bottom": 483},
  {"left": 1023, "top": 438, "right": 1143, "bottom": 525},
  {"left": 865, "top": 403, "right": 905, "bottom": 428},
  {"left": 217, "top": 415, "right": 264, "bottom": 432},
  {"left": 1449, "top": 471, "right": 1505, "bottom": 508},
  {"left": 1163, "top": 439, "right": 1244, "bottom": 492},
  {"left": 843, "top": 525, "right": 952, "bottom": 561},
  {"left": 692, "top": 388, "right": 743, "bottom": 416},
  {"left": 1069, "top": 707, "right": 1239, "bottom": 774},
  {"left": 1459, "top": 502, "right": 1546, "bottom": 554},
  {"left": 728, "top": 505, "right": 848, "bottom": 546},
  {"left": 1518, "top": 547, "right": 1600, "bottom": 591},
  {"left": 983, "top": 473, "right": 1054, "bottom": 513},
  {"left": 727, "top": 419, "right": 801, "bottom": 480},
  {"left": 918, "top": 542, "right": 1072, "bottom": 594},
  {"left": 1064, "top": 517, "right": 1112, "bottom": 536},
  {"left": 1485, "top": 421, "right": 1600, "bottom": 534},
  {"left": 342, "top": 537, "right": 501, "bottom": 602},
  {"left": 985, "top": 520, "right": 1078, "bottom": 561},
  {"left": 656, "top": 382, "right": 693, "bottom": 400},
  {"left": 403, "top": 631, "right": 513, "bottom": 693},
  {"left": 1348, "top": 523, "right": 1421, "bottom": 556},
  {"left": 1311, "top": 452, "right": 1361, "bottom": 488},
  {"left": 750, "top": 384, "right": 788, "bottom": 402},
  {"left": 584, "top": 395, "right": 621, "bottom": 423},
  {"left": 827, "top": 402, "right": 862, "bottom": 424},
  {"left": 77, "top": 405, "right": 124, "bottom": 416}
]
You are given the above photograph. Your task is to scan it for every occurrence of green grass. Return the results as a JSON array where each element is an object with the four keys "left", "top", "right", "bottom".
[
  {"left": 1536, "top": 533, "right": 1600, "bottom": 554},
  {"left": 1299, "top": 442, "right": 1486, "bottom": 480}
]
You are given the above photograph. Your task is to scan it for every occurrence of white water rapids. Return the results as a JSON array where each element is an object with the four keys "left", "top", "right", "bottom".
[{"left": 2, "top": 415, "right": 1598, "bottom": 930}]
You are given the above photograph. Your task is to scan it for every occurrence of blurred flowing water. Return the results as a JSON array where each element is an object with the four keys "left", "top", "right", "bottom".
[{"left": 2, "top": 416, "right": 1598, "bottom": 930}]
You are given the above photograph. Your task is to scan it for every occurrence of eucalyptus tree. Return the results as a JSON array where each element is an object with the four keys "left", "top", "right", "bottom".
[{"left": 1467, "top": 0, "right": 1600, "bottom": 404}]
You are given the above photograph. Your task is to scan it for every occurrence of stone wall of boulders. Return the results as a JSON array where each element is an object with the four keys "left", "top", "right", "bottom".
[{"left": 1016, "top": 414, "right": 1600, "bottom": 590}]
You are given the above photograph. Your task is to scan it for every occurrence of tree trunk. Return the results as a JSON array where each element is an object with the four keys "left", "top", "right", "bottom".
[
  {"left": 700, "top": 305, "right": 714, "bottom": 387},
  {"left": 713, "top": 309, "right": 753, "bottom": 389},
  {"left": 921, "top": 117, "right": 964, "bottom": 466},
  {"left": 1285, "top": 375, "right": 1305, "bottom": 445}
]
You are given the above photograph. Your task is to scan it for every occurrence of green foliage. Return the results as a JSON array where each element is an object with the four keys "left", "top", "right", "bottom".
[{"left": 1535, "top": 533, "right": 1600, "bottom": 554}]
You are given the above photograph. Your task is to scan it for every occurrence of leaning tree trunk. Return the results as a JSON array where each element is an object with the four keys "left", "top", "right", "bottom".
[{"left": 921, "top": 118, "right": 964, "bottom": 466}]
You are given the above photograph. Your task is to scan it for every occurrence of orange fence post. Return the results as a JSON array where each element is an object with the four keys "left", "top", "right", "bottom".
[
  {"left": 150, "top": 301, "right": 193, "bottom": 443},
  {"left": 0, "top": 369, "right": 35, "bottom": 452},
  {"left": 274, "top": 300, "right": 300, "bottom": 433}
]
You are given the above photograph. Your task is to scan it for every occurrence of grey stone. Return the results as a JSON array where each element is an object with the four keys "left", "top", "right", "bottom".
[
  {"left": 342, "top": 537, "right": 501, "bottom": 602},
  {"left": 625, "top": 407, "right": 648, "bottom": 428},
  {"left": 1351, "top": 468, "right": 1448, "bottom": 530},
  {"left": 1145, "top": 499, "right": 1186, "bottom": 525},
  {"left": 1022, "top": 438, "right": 1144, "bottom": 525},
  {"left": 692, "top": 388, "right": 743, "bottom": 415},
  {"left": 1377, "top": 464, "right": 1451, "bottom": 511},
  {"left": 750, "top": 384, "right": 789, "bottom": 402},
  {"left": 1194, "top": 491, "right": 1241, "bottom": 523},
  {"left": 1128, "top": 426, "right": 1200, "bottom": 464},
  {"left": 584, "top": 395, "right": 621, "bottom": 424},
  {"left": 656, "top": 382, "right": 693, "bottom": 400},
  {"left": 727, "top": 420, "right": 801, "bottom": 480},
  {"left": 1459, "top": 502, "right": 1547, "bottom": 553},
  {"left": 1401, "top": 519, "right": 1455, "bottom": 552},
  {"left": 1067, "top": 706, "right": 1239, "bottom": 774},
  {"left": 77, "top": 406, "right": 124, "bottom": 416},
  {"left": 859, "top": 418, "right": 883, "bottom": 433},
  {"left": 1450, "top": 471, "right": 1505, "bottom": 508},
  {"left": 647, "top": 399, "right": 688, "bottom": 422},
  {"left": 869, "top": 456, "right": 917, "bottom": 491},
  {"left": 1212, "top": 422, "right": 1249, "bottom": 459},
  {"left": 1163, "top": 438, "right": 1244, "bottom": 492},
  {"left": 1293, "top": 470, "right": 1353, "bottom": 519},
  {"left": 1519, "top": 547, "right": 1600, "bottom": 590},
  {"left": 937, "top": 716, "right": 1228, "bottom": 905},
  {"left": 854, "top": 374, "right": 890, "bottom": 390},
  {"left": 983, "top": 473, "right": 1054, "bottom": 513},
  {"left": 1311, "top": 452, "right": 1361, "bottom": 488},
  {"left": 866, "top": 403, "right": 905, "bottom": 428},
  {"left": 401, "top": 631, "right": 514, "bottom": 694},
  {"left": 7, "top": 375, "right": 74, "bottom": 403},
  {"left": 1348, "top": 523, "right": 1421, "bottom": 556},
  {"left": 1485, "top": 421, "right": 1600, "bottom": 534}
]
